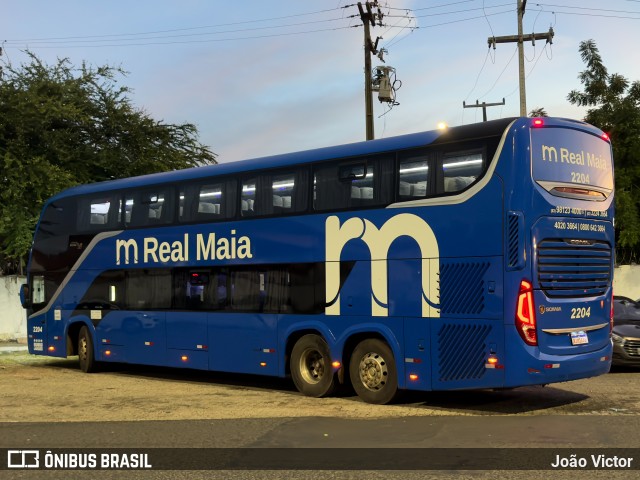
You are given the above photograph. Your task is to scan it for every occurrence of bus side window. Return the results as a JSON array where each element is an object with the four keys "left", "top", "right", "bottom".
[
  {"left": 289, "top": 263, "right": 325, "bottom": 314},
  {"left": 314, "top": 156, "right": 392, "bottom": 211},
  {"left": 123, "top": 194, "right": 134, "bottom": 226},
  {"left": 243, "top": 170, "right": 308, "bottom": 218},
  {"left": 272, "top": 174, "right": 296, "bottom": 214},
  {"left": 230, "top": 270, "right": 262, "bottom": 311},
  {"left": 343, "top": 163, "right": 373, "bottom": 207},
  {"left": 196, "top": 183, "right": 224, "bottom": 220},
  {"left": 125, "top": 189, "right": 175, "bottom": 227},
  {"left": 32, "top": 275, "right": 46, "bottom": 305},
  {"left": 126, "top": 270, "right": 171, "bottom": 309},
  {"left": 262, "top": 267, "right": 290, "bottom": 312},
  {"left": 241, "top": 179, "right": 257, "bottom": 217},
  {"left": 77, "top": 271, "right": 125, "bottom": 310},
  {"left": 314, "top": 163, "right": 357, "bottom": 211},
  {"left": 398, "top": 154, "right": 430, "bottom": 199},
  {"left": 77, "top": 196, "right": 119, "bottom": 231},
  {"left": 173, "top": 269, "right": 226, "bottom": 310},
  {"left": 442, "top": 151, "right": 483, "bottom": 193}
]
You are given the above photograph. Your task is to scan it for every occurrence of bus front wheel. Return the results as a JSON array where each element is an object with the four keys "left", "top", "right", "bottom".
[
  {"left": 349, "top": 339, "right": 398, "bottom": 404},
  {"left": 290, "top": 334, "right": 336, "bottom": 398},
  {"left": 78, "top": 326, "right": 99, "bottom": 373}
]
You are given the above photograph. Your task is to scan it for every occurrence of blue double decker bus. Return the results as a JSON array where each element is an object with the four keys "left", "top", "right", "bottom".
[{"left": 22, "top": 117, "right": 614, "bottom": 404}]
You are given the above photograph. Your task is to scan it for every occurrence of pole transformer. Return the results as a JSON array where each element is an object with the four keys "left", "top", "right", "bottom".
[{"left": 358, "top": 1, "right": 382, "bottom": 140}]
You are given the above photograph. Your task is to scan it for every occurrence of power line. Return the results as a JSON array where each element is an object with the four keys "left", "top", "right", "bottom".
[
  {"left": 413, "top": 0, "right": 475, "bottom": 12},
  {"left": 479, "top": 46, "right": 518, "bottom": 101},
  {"left": 414, "top": 3, "right": 513, "bottom": 18},
  {"left": 535, "top": 3, "right": 640, "bottom": 16},
  {"left": 380, "top": 0, "right": 475, "bottom": 12},
  {"left": 5, "top": 25, "right": 361, "bottom": 49},
  {"left": 5, "top": 17, "right": 353, "bottom": 46},
  {"left": 5, "top": 6, "right": 353, "bottom": 44},
  {"left": 413, "top": 9, "right": 513, "bottom": 28},
  {"left": 543, "top": 10, "right": 640, "bottom": 20},
  {"left": 464, "top": 49, "right": 492, "bottom": 102}
]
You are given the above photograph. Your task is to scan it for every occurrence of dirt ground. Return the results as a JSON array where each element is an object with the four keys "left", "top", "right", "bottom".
[
  {"left": 2, "top": 351, "right": 639, "bottom": 423},
  {"left": 0, "top": 352, "right": 455, "bottom": 422}
]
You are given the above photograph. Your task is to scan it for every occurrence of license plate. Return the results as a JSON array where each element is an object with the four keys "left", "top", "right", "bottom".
[{"left": 570, "top": 330, "right": 588, "bottom": 345}]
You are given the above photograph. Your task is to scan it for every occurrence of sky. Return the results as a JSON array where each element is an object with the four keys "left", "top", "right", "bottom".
[{"left": 3, "top": 1, "right": 640, "bottom": 163}]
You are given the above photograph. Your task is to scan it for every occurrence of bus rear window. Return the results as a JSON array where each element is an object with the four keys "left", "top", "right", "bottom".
[{"left": 531, "top": 127, "right": 613, "bottom": 199}]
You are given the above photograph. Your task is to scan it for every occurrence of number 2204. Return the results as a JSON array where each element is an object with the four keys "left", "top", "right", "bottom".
[
  {"left": 571, "top": 307, "right": 591, "bottom": 319},
  {"left": 571, "top": 172, "right": 590, "bottom": 184}
]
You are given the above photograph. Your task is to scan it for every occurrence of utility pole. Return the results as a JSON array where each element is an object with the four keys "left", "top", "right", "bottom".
[
  {"left": 358, "top": 1, "right": 382, "bottom": 140},
  {"left": 463, "top": 98, "right": 505, "bottom": 122},
  {"left": 488, "top": 0, "right": 554, "bottom": 116}
]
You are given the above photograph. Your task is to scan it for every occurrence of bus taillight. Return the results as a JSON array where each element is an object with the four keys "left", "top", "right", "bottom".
[
  {"left": 516, "top": 280, "right": 537, "bottom": 346},
  {"left": 610, "top": 290, "right": 614, "bottom": 334}
]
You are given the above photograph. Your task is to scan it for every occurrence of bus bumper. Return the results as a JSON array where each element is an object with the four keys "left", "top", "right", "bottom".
[{"left": 504, "top": 336, "right": 612, "bottom": 388}]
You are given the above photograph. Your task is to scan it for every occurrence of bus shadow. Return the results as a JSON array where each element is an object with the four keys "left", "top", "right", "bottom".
[
  {"left": 46, "top": 357, "right": 300, "bottom": 393},
  {"left": 399, "top": 386, "right": 590, "bottom": 414},
  {"left": 44, "top": 358, "right": 589, "bottom": 413}
]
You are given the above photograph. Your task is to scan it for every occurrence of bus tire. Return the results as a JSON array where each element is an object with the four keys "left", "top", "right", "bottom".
[
  {"left": 78, "top": 325, "right": 99, "bottom": 373},
  {"left": 290, "top": 334, "right": 336, "bottom": 398},
  {"left": 349, "top": 339, "right": 398, "bottom": 404}
]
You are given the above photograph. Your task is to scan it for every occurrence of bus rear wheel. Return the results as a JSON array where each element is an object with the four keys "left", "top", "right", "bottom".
[
  {"left": 78, "top": 325, "right": 99, "bottom": 373},
  {"left": 290, "top": 334, "right": 336, "bottom": 398},
  {"left": 349, "top": 339, "right": 398, "bottom": 404}
]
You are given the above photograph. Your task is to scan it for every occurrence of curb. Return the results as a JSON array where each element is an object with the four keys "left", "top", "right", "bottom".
[{"left": 0, "top": 345, "right": 29, "bottom": 353}]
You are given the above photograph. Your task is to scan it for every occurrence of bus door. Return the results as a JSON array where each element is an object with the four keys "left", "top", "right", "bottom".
[{"left": 26, "top": 274, "right": 57, "bottom": 356}]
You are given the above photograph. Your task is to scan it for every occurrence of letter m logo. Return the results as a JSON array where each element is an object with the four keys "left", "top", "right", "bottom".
[
  {"left": 325, "top": 213, "right": 440, "bottom": 318},
  {"left": 116, "top": 239, "right": 138, "bottom": 265}
]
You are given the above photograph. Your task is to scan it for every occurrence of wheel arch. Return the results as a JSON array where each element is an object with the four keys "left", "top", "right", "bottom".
[{"left": 66, "top": 317, "right": 94, "bottom": 357}]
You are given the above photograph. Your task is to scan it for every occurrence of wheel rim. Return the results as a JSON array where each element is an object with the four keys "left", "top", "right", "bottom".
[
  {"left": 79, "top": 336, "right": 87, "bottom": 362},
  {"left": 358, "top": 351, "right": 388, "bottom": 391},
  {"left": 298, "top": 347, "right": 325, "bottom": 385}
]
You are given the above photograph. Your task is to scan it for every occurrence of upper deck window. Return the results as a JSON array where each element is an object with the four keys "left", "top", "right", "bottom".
[
  {"left": 314, "top": 155, "right": 393, "bottom": 211},
  {"left": 124, "top": 188, "right": 175, "bottom": 227},
  {"left": 241, "top": 170, "right": 308, "bottom": 217},
  {"left": 442, "top": 151, "right": 483, "bottom": 193},
  {"left": 77, "top": 195, "right": 119, "bottom": 231},
  {"left": 398, "top": 151, "right": 431, "bottom": 199}
]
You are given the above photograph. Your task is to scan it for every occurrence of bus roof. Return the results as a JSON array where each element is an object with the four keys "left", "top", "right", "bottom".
[{"left": 47, "top": 117, "right": 526, "bottom": 203}]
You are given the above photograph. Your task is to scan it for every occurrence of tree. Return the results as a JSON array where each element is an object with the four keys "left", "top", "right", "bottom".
[
  {"left": 0, "top": 52, "right": 217, "bottom": 273},
  {"left": 568, "top": 40, "right": 640, "bottom": 263},
  {"left": 529, "top": 107, "right": 548, "bottom": 117}
]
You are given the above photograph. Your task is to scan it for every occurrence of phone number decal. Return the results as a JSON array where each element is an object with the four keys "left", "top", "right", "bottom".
[{"left": 553, "top": 221, "right": 606, "bottom": 233}]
